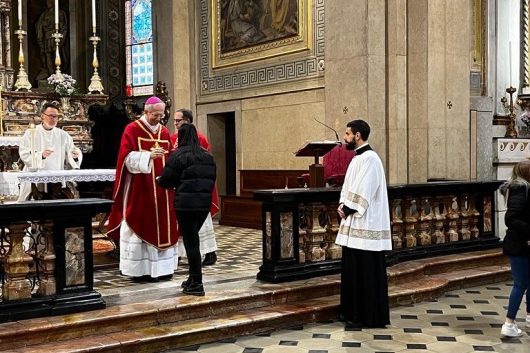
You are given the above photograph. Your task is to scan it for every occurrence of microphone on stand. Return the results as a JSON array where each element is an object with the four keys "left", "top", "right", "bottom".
[{"left": 314, "top": 117, "right": 340, "bottom": 143}]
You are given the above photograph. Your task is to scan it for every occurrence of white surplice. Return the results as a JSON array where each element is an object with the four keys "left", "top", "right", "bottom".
[
  {"left": 18, "top": 124, "right": 82, "bottom": 201},
  {"left": 335, "top": 146, "right": 391, "bottom": 251}
]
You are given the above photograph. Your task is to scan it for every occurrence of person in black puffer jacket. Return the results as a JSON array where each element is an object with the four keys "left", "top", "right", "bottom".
[
  {"left": 499, "top": 159, "right": 530, "bottom": 337},
  {"left": 158, "top": 124, "right": 216, "bottom": 296}
]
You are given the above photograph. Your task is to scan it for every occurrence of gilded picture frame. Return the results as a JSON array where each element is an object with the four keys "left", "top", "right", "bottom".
[{"left": 211, "top": 0, "right": 312, "bottom": 68}]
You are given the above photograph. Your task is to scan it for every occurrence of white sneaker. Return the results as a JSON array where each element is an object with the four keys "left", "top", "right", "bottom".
[
  {"left": 501, "top": 322, "right": 523, "bottom": 337},
  {"left": 526, "top": 315, "right": 530, "bottom": 328}
]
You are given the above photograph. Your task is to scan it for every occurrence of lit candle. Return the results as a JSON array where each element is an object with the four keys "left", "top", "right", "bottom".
[
  {"left": 55, "top": 0, "right": 59, "bottom": 28},
  {"left": 92, "top": 0, "right": 96, "bottom": 31},
  {"left": 18, "top": 0, "right": 22, "bottom": 26}
]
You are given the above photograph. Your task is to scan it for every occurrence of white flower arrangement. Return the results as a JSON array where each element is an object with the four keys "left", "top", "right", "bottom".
[{"left": 47, "top": 74, "right": 76, "bottom": 96}]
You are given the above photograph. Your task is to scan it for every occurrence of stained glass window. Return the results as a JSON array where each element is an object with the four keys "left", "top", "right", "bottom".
[{"left": 125, "top": 0, "right": 154, "bottom": 96}]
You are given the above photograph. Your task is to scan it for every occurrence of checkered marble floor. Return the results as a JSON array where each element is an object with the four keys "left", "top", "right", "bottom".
[
  {"left": 162, "top": 281, "right": 529, "bottom": 353},
  {"left": 93, "top": 224, "right": 262, "bottom": 291}
]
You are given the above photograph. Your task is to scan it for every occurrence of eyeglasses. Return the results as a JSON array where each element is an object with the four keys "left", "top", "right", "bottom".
[{"left": 42, "top": 112, "right": 59, "bottom": 119}]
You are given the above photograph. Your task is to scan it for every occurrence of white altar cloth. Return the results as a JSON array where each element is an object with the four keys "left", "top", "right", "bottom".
[
  {"left": 0, "top": 136, "right": 22, "bottom": 147},
  {"left": 16, "top": 169, "right": 116, "bottom": 184},
  {"left": 0, "top": 172, "right": 21, "bottom": 196},
  {"left": 0, "top": 136, "right": 21, "bottom": 147}
]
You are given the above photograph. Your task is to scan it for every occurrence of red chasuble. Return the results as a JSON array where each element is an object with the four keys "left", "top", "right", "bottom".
[
  {"left": 170, "top": 130, "right": 219, "bottom": 216},
  {"left": 108, "top": 120, "right": 178, "bottom": 249}
]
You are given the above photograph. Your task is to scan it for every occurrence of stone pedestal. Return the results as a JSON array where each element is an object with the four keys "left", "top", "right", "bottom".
[{"left": 493, "top": 138, "right": 530, "bottom": 238}]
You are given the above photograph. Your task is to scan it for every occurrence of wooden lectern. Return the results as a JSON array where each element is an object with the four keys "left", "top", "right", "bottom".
[{"left": 294, "top": 141, "right": 340, "bottom": 187}]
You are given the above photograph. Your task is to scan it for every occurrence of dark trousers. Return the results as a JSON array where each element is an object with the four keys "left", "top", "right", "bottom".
[
  {"left": 340, "top": 246, "right": 390, "bottom": 328},
  {"left": 176, "top": 210, "right": 209, "bottom": 284}
]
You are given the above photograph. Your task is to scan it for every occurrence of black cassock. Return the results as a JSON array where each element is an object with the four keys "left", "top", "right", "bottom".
[{"left": 340, "top": 247, "right": 390, "bottom": 328}]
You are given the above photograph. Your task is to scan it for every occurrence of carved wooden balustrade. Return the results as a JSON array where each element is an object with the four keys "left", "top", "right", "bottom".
[
  {"left": 254, "top": 181, "right": 502, "bottom": 282},
  {"left": 0, "top": 198, "right": 112, "bottom": 322}
]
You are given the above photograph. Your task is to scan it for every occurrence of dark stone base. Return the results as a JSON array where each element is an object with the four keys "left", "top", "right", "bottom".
[
  {"left": 0, "top": 291, "right": 106, "bottom": 323},
  {"left": 257, "top": 259, "right": 341, "bottom": 283}
]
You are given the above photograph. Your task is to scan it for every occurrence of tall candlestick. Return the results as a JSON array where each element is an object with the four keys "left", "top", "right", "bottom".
[
  {"left": 509, "top": 41, "right": 513, "bottom": 87},
  {"left": 92, "top": 0, "right": 96, "bottom": 32},
  {"left": 18, "top": 0, "right": 22, "bottom": 26},
  {"left": 55, "top": 0, "right": 59, "bottom": 28}
]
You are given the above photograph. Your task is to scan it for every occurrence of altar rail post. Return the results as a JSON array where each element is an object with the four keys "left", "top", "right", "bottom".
[
  {"left": 253, "top": 181, "right": 502, "bottom": 283},
  {"left": 0, "top": 198, "right": 112, "bottom": 322}
]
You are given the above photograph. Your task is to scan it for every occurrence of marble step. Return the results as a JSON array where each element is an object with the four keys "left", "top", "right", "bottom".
[
  {"left": 3, "top": 263, "right": 512, "bottom": 353},
  {"left": 0, "top": 249, "right": 510, "bottom": 352},
  {"left": 3, "top": 296, "right": 339, "bottom": 353},
  {"left": 387, "top": 248, "right": 507, "bottom": 286},
  {"left": 0, "top": 278, "right": 339, "bottom": 351}
]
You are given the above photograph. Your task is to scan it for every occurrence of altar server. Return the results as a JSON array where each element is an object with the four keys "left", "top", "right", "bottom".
[
  {"left": 18, "top": 102, "right": 82, "bottom": 201},
  {"left": 107, "top": 96, "right": 178, "bottom": 281},
  {"left": 336, "top": 119, "right": 391, "bottom": 329}
]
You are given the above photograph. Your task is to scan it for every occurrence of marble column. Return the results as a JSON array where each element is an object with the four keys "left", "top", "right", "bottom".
[
  {"left": 324, "top": 0, "right": 388, "bottom": 168},
  {"left": 407, "top": 0, "right": 472, "bottom": 182}
]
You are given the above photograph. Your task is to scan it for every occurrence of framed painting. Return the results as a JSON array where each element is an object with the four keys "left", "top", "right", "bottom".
[{"left": 211, "top": 0, "right": 312, "bottom": 68}]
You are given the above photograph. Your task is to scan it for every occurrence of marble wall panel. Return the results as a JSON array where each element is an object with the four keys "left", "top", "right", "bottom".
[
  {"left": 368, "top": 0, "right": 386, "bottom": 56},
  {"left": 325, "top": 56, "right": 369, "bottom": 123},
  {"left": 326, "top": 0, "right": 367, "bottom": 59},
  {"left": 427, "top": 127, "right": 447, "bottom": 178},
  {"left": 408, "top": 128, "right": 429, "bottom": 182}
]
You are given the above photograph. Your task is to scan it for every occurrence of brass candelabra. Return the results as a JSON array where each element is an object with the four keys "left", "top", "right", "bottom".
[
  {"left": 52, "top": 29, "right": 64, "bottom": 81},
  {"left": 14, "top": 27, "right": 32, "bottom": 91},
  {"left": 88, "top": 33, "right": 104, "bottom": 94}
]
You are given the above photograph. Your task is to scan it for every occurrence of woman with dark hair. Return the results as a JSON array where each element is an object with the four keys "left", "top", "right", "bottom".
[
  {"left": 499, "top": 159, "right": 530, "bottom": 337},
  {"left": 158, "top": 124, "right": 216, "bottom": 296}
]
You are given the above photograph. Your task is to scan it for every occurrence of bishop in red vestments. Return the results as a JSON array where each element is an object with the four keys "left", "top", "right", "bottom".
[{"left": 107, "top": 97, "right": 179, "bottom": 279}]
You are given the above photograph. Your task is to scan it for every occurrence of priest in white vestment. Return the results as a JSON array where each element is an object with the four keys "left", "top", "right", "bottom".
[
  {"left": 335, "top": 119, "right": 391, "bottom": 329},
  {"left": 18, "top": 102, "right": 82, "bottom": 201}
]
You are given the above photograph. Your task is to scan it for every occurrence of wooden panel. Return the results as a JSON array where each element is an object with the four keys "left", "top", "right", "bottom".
[
  {"left": 240, "top": 170, "right": 306, "bottom": 196},
  {"left": 219, "top": 196, "right": 262, "bottom": 229}
]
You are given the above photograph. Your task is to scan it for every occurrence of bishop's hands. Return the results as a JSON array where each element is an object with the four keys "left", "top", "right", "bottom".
[{"left": 150, "top": 147, "right": 166, "bottom": 160}]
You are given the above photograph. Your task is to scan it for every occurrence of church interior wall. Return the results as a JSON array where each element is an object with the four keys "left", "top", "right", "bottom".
[{"left": 196, "top": 89, "right": 326, "bottom": 174}]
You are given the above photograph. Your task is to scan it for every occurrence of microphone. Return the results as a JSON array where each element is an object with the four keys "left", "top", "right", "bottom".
[{"left": 314, "top": 118, "right": 340, "bottom": 142}]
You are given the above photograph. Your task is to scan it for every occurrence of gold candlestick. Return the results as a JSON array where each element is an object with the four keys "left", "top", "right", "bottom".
[
  {"left": 501, "top": 86, "right": 518, "bottom": 138},
  {"left": 14, "top": 28, "right": 32, "bottom": 91},
  {"left": 88, "top": 34, "right": 104, "bottom": 94},
  {"left": 51, "top": 30, "right": 64, "bottom": 81}
]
